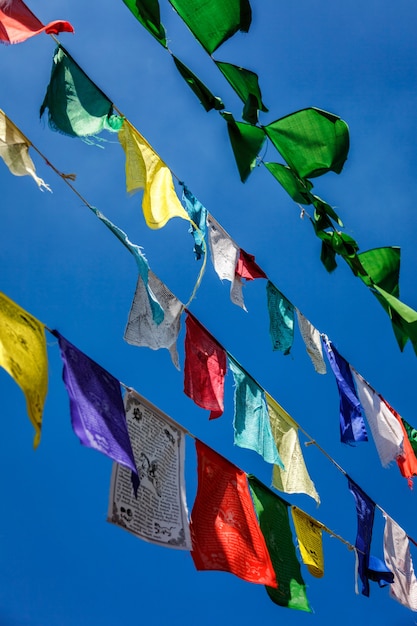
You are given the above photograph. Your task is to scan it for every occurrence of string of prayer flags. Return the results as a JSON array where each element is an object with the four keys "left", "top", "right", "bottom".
[
  {"left": 172, "top": 56, "right": 225, "bottom": 113},
  {"left": 53, "top": 330, "right": 137, "bottom": 474},
  {"left": 383, "top": 513, "right": 417, "bottom": 611},
  {"left": 381, "top": 400, "right": 417, "bottom": 488},
  {"left": 322, "top": 337, "right": 368, "bottom": 444},
  {"left": 348, "top": 477, "right": 375, "bottom": 597},
  {"left": 291, "top": 507, "right": 324, "bottom": 577},
  {"left": 222, "top": 112, "right": 266, "bottom": 182},
  {"left": 108, "top": 390, "right": 191, "bottom": 549},
  {"left": 214, "top": 61, "right": 267, "bottom": 125},
  {"left": 0, "top": 291, "right": 47, "bottom": 448},
  {"left": 121, "top": 0, "right": 167, "bottom": 47},
  {"left": 247, "top": 476, "right": 311, "bottom": 612},
  {"left": 124, "top": 270, "right": 183, "bottom": 370},
  {"left": 118, "top": 120, "right": 190, "bottom": 229},
  {"left": 296, "top": 310, "right": 326, "bottom": 374},
  {"left": 190, "top": 440, "right": 277, "bottom": 587},
  {"left": 267, "top": 392, "right": 320, "bottom": 504},
  {"left": 40, "top": 46, "right": 123, "bottom": 140},
  {"left": 266, "top": 281, "right": 294, "bottom": 355},
  {"left": 183, "top": 312, "right": 226, "bottom": 419},
  {"left": 228, "top": 357, "right": 283, "bottom": 466},
  {"left": 0, "top": 109, "right": 50, "bottom": 191},
  {"left": 0, "top": 0, "right": 73, "bottom": 44},
  {"left": 181, "top": 184, "right": 207, "bottom": 260},
  {"left": 351, "top": 370, "right": 404, "bottom": 468}
]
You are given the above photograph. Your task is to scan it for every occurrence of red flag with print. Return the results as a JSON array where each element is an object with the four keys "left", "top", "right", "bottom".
[
  {"left": 0, "top": 0, "right": 73, "bottom": 44},
  {"left": 235, "top": 248, "right": 267, "bottom": 281}
]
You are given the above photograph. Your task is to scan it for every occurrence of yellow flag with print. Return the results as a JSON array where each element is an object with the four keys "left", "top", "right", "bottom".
[
  {"left": 291, "top": 507, "right": 325, "bottom": 578},
  {"left": 0, "top": 292, "right": 48, "bottom": 448}
]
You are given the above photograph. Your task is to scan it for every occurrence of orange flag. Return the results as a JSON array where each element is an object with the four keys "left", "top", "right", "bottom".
[{"left": 0, "top": 0, "right": 73, "bottom": 44}]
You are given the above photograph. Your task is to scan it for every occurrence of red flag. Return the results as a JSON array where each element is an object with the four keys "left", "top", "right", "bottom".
[
  {"left": 184, "top": 312, "right": 226, "bottom": 419},
  {"left": 190, "top": 440, "right": 277, "bottom": 587},
  {"left": 0, "top": 0, "right": 73, "bottom": 44},
  {"left": 383, "top": 398, "right": 417, "bottom": 488},
  {"left": 235, "top": 248, "right": 267, "bottom": 281}
]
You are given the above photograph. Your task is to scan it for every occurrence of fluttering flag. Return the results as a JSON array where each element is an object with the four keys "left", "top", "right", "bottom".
[
  {"left": 296, "top": 310, "right": 326, "bottom": 374},
  {"left": 121, "top": 0, "right": 167, "bottom": 47},
  {"left": 172, "top": 56, "right": 225, "bottom": 112},
  {"left": 53, "top": 330, "right": 137, "bottom": 473},
  {"left": 118, "top": 120, "right": 190, "bottom": 229},
  {"left": 381, "top": 400, "right": 417, "bottom": 488},
  {"left": 401, "top": 416, "right": 417, "bottom": 458},
  {"left": 266, "top": 392, "right": 320, "bottom": 504},
  {"left": 322, "top": 337, "right": 368, "bottom": 444},
  {"left": 367, "top": 555, "right": 394, "bottom": 588},
  {"left": 108, "top": 390, "right": 191, "bottom": 549},
  {"left": 0, "top": 109, "right": 50, "bottom": 190},
  {"left": 248, "top": 476, "right": 311, "bottom": 612},
  {"left": 229, "top": 357, "right": 283, "bottom": 466},
  {"left": 348, "top": 477, "right": 375, "bottom": 597},
  {"left": 222, "top": 112, "right": 266, "bottom": 182},
  {"left": 183, "top": 312, "right": 226, "bottom": 419},
  {"left": 266, "top": 281, "right": 294, "bottom": 355},
  {"left": 0, "top": 291, "right": 48, "bottom": 448},
  {"left": 190, "top": 440, "right": 277, "bottom": 587},
  {"left": 383, "top": 513, "right": 417, "bottom": 611},
  {"left": 214, "top": 61, "right": 267, "bottom": 124},
  {"left": 291, "top": 507, "right": 324, "bottom": 578},
  {"left": 351, "top": 369, "right": 403, "bottom": 468},
  {"left": 0, "top": 0, "right": 73, "bottom": 44},
  {"left": 181, "top": 184, "right": 207, "bottom": 260},
  {"left": 232, "top": 248, "right": 267, "bottom": 311},
  {"left": 124, "top": 270, "right": 183, "bottom": 370}
]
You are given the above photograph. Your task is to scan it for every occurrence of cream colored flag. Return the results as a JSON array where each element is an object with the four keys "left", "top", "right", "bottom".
[
  {"left": 118, "top": 120, "right": 189, "bottom": 229},
  {"left": 383, "top": 513, "right": 417, "bottom": 611},
  {"left": 291, "top": 507, "right": 324, "bottom": 577},
  {"left": 0, "top": 109, "right": 50, "bottom": 191},
  {"left": 0, "top": 292, "right": 48, "bottom": 448},
  {"left": 296, "top": 310, "right": 326, "bottom": 374},
  {"left": 266, "top": 392, "right": 320, "bottom": 504}
]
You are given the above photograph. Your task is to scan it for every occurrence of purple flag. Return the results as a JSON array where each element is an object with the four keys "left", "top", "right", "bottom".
[
  {"left": 348, "top": 477, "right": 375, "bottom": 597},
  {"left": 53, "top": 330, "right": 137, "bottom": 473}
]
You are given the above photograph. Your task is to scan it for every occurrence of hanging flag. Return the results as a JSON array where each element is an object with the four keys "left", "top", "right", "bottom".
[
  {"left": 108, "top": 390, "right": 191, "bottom": 549},
  {"left": 351, "top": 369, "right": 403, "bottom": 468},
  {"left": 53, "top": 330, "right": 137, "bottom": 473},
  {"left": 124, "top": 270, "right": 183, "bottom": 370},
  {"left": 229, "top": 357, "right": 282, "bottom": 466},
  {"left": 207, "top": 214, "right": 243, "bottom": 305},
  {"left": 0, "top": 109, "right": 50, "bottom": 190},
  {"left": 296, "top": 310, "right": 326, "bottom": 374},
  {"left": 348, "top": 477, "right": 375, "bottom": 597},
  {"left": 40, "top": 46, "right": 123, "bottom": 140},
  {"left": 0, "top": 0, "right": 73, "bottom": 44},
  {"left": 401, "top": 416, "right": 417, "bottom": 458},
  {"left": 172, "top": 56, "right": 225, "bottom": 113},
  {"left": 181, "top": 184, "right": 207, "bottom": 260},
  {"left": 267, "top": 392, "right": 320, "bottom": 504},
  {"left": 0, "top": 291, "right": 48, "bottom": 448},
  {"left": 190, "top": 440, "right": 277, "bottom": 587},
  {"left": 215, "top": 61, "right": 268, "bottom": 125},
  {"left": 248, "top": 476, "right": 311, "bottom": 612},
  {"left": 183, "top": 312, "right": 226, "bottom": 419},
  {"left": 322, "top": 337, "right": 368, "bottom": 444},
  {"left": 383, "top": 513, "right": 417, "bottom": 611},
  {"left": 232, "top": 248, "right": 267, "bottom": 312},
  {"left": 367, "top": 555, "right": 394, "bottom": 588},
  {"left": 118, "top": 120, "right": 189, "bottom": 229},
  {"left": 381, "top": 400, "right": 417, "bottom": 487},
  {"left": 266, "top": 281, "right": 294, "bottom": 355},
  {"left": 291, "top": 507, "right": 324, "bottom": 578},
  {"left": 122, "top": 0, "right": 167, "bottom": 47},
  {"left": 221, "top": 112, "right": 266, "bottom": 182}
]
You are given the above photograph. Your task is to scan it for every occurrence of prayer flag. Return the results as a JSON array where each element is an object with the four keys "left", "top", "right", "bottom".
[
  {"left": 0, "top": 0, "right": 73, "bottom": 44},
  {"left": 190, "top": 440, "right": 277, "bottom": 587},
  {"left": 215, "top": 61, "right": 267, "bottom": 124},
  {"left": 222, "top": 112, "right": 266, "bottom": 182},
  {"left": 181, "top": 184, "right": 207, "bottom": 260},
  {"left": 231, "top": 248, "right": 267, "bottom": 311},
  {"left": 296, "top": 310, "right": 326, "bottom": 374},
  {"left": 118, "top": 120, "right": 189, "bottom": 229},
  {"left": 266, "top": 281, "right": 294, "bottom": 355},
  {"left": 0, "top": 291, "right": 47, "bottom": 448},
  {"left": 172, "top": 56, "right": 224, "bottom": 112},
  {"left": 122, "top": 0, "right": 166, "bottom": 47},
  {"left": 383, "top": 513, "right": 417, "bottom": 611},
  {"left": 248, "top": 476, "right": 311, "bottom": 611},
  {"left": 291, "top": 507, "right": 324, "bottom": 578},
  {"left": 53, "top": 330, "right": 137, "bottom": 473},
  {"left": 183, "top": 312, "right": 226, "bottom": 419},
  {"left": 229, "top": 357, "right": 282, "bottom": 466},
  {"left": 348, "top": 477, "right": 375, "bottom": 597},
  {"left": 381, "top": 400, "right": 417, "bottom": 487},
  {"left": 265, "top": 162, "right": 313, "bottom": 204}
]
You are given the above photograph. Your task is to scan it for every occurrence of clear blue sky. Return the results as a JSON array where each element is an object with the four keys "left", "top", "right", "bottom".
[{"left": 1, "top": 1, "right": 417, "bottom": 624}]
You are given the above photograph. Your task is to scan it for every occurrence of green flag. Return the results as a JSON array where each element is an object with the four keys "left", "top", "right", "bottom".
[
  {"left": 222, "top": 112, "right": 266, "bottom": 182},
  {"left": 215, "top": 61, "right": 267, "bottom": 124},
  {"left": 401, "top": 418, "right": 417, "bottom": 458},
  {"left": 265, "top": 162, "right": 313, "bottom": 204},
  {"left": 172, "top": 56, "right": 224, "bottom": 111},
  {"left": 122, "top": 0, "right": 166, "bottom": 46}
]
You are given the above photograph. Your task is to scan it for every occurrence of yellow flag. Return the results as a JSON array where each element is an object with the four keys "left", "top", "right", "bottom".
[
  {"left": 291, "top": 507, "right": 325, "bottom": 578},
  {"left": 0, "top": 292, "right": 48, "bottom": 448},
  {"left": 266, "top": 392, "right": 320, "bottom": 504},
  {"left": 118, "top": 120, "right": 189, "bottom": 229}
]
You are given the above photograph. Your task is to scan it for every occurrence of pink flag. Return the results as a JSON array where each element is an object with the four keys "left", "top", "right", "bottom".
[{"left": 0, "top": 0, "right": 73, "bottom": 44}]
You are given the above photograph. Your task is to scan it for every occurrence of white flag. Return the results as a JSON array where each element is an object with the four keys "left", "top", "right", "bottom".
[
  {"left": 383, "top": 513, "right": 417, "bottom": 611},
  {"left": 296, "top": 310, "right": 326, "bottom": 374}
]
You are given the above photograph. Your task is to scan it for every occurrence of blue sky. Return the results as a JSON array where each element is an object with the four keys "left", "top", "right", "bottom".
[{"left": 1, "top": 1, "right": 417, "bottom": 624}]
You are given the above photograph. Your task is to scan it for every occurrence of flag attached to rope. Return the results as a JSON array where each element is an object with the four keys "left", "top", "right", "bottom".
[
  {"left": 181, "top": 184, "right": 207, "bottom": 260},
  {"left": 266, "top": 281, "right": 294, "bottom": 355},
  {"left": 296, "top": 310, "right": 326, "bottom": 374},
  {"left": 383, "top": 513, "right": 417, "bottom": 611},
  {"left": 348, "top": 477, "right": 375, "bottom": 597},
  {"left": 0, "top": 0, "right": 73, "bottom": 44},
  {"left": 291, "top": 507, "right": 324, "bottom": 578}
]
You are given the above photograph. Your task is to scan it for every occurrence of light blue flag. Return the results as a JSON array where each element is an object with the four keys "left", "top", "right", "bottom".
[
  {"left": 266, "top": 280, "right": 294, "bottom": 354},
  {"left": 229, "top": 357, "right": 284, "bottom": 467},
  {"left": 181, "top": 183, "right": 207, "bottom": 260}
]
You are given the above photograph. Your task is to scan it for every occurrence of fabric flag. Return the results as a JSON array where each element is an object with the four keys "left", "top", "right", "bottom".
[
  {"left": 229, "top": 357, "right": 283, "bottom": 466},
  {"left": 348, "top": 477, "right": 375, "bottom": 597},
  {"left": 233, "top": 248, "right": 267, "bottom": 312},
  {"left": 401, "top": 416, "right": 417, "bottom": 458},
  {"left": 291, "top": 507, "right": 324, "bottom": 578},
  {"left": 222, "top": 112, "right": 266, "bottom": 182},
  {"left": 214, "top": 61, "right": 267, "bottom": 124},
  {"left": 351, "top": 369, "right": 403, "bottom": 468},
  {"left": 383, "top": 513, "right": 417, "bottom": 611},
  {"left": 0, "top": 0, "right": 73, "bottom": 44},
  {"left": 183, "top": 312, "right": 226, "bottom": 419},
  {"left": 266, "top": 281, "right": 294, "bottom": 355},
  {"left": 121, "top": 0, "right": 167, "bottom": 47},
  {"left": 53, "top": 330, "right": 137, "bottom": 474},
  {"left": 322, "top": 337, "right": 368, "bottom": 444},
  {"left": 267, "top": 392, "right": 320, "bottom": 504},
  {"left": 382, "top": 400, "right": 417, "bottom": 488},
  {"left": 296, "top": 310, "right": 326, "bottom": 374},
  {"left": 190, "top": 440, "right": 277, "bottom": 587},
  {"left": 124, "top": 270, "right": 183, "bottom": 370},
  {"left": 108, "top": 390, "right": 191, "bottom": 549},
  {"left": 0, "top": 291, "right": 48, "bottom": 448},
  {"left": 40, "top": 46, "right": 123, "bottom": 140},
  {"left": 118, "top": 120, "right": 189, "bottom": 229},
  {"left": 367, "top": 555, "right": 394, "bottom": 587},
  {"left": 172, "top": 55, "right": 224, "bottom": 113},
  {"left": 181, "top": 184, "right": 207, "bottom": 260},
  {"left": 0, "top": 109, "right": 50, "bottom": 190},
  {"left": 248, "top": 476, "right": 311, "bottom": 612}
]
